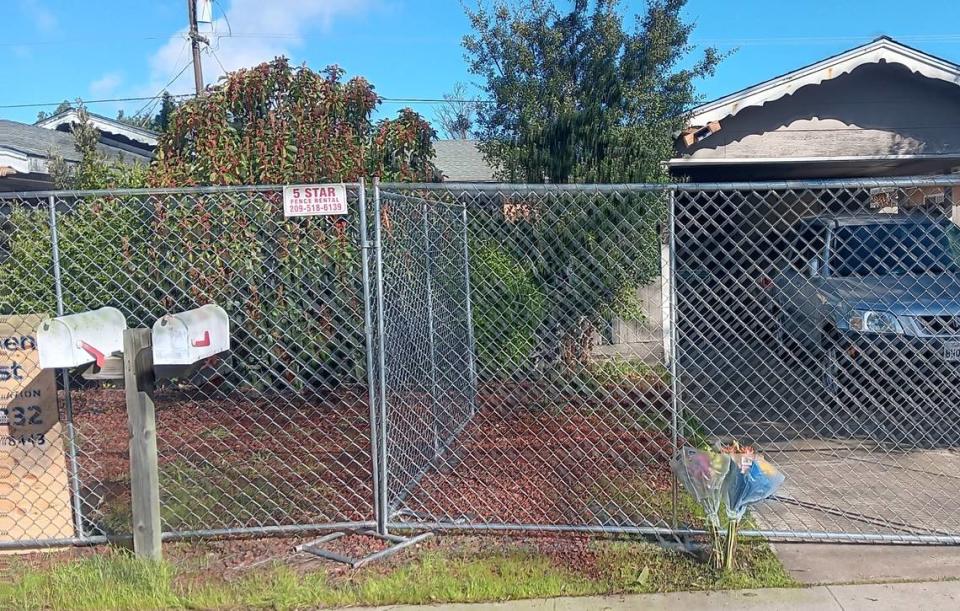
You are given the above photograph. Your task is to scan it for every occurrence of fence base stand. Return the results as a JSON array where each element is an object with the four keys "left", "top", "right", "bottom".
[{"left": 295, "top": 529, "right": 434, "bottom": 569}]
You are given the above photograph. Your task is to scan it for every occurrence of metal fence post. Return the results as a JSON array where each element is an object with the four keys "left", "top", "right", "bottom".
[
  {"left": 668, "top": 189, "right": 680, "bottom": 529},
  {"left": 357, "top": 179, "right": 384, "bottom": 533},
  {"left": 460, "top": 204, "right": 478, "bottom": 417},
  {"left": 421, "top": 201, "right": 442, "bottom": 463},
  {"left": 372, "top": 178, "right": 390, "bottom": 533},
  {"left": 47, "top": 195, "right": 84, "bottom": 540}
]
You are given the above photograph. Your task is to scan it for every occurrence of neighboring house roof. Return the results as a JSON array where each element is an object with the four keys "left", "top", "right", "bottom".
[
  {"left": 433, "top": 139, "right": 496, "bottom": 182},
  {"left": 35, "top": 108, "right": 159, "bottom": 148},
  {"left": 0, "top": 119, "right": 152, "bottom": 166},
  {"left": 0, "top": 119, "right": 152, "bottom": 191},
  {"left": 687, "top": 36, "right": 960, "bottom": 126}
]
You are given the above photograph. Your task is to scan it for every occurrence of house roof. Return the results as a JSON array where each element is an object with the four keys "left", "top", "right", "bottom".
[
  {"left": 433, "top": 139, "right": 495, "bottom": 182},
  {"left": 0, "top": 119, "right": 152, "bottom": 177},
  {"left": 35, "top": 108, "right": 159, "bottom": 148},
  {"left": 0, "top": 120, "right": 85, "bottom": 163},
  {"left": 687, "top": 36, "right": 960, "bottom": 126}
]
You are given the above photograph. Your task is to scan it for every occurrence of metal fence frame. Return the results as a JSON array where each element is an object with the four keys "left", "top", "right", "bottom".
[{"left": 2, "top": 175, "right": 960, "bottom": 551}]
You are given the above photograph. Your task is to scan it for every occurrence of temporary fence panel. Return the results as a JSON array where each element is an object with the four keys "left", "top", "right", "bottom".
[
  {"left": 0, "top": 185, "right": 379, "bottom": 549},
  {"left": 0, "top": 195, "right": 86, "bottom": 548},
  {"left": 3, "top": 177, "right": 960, "bottom": 551},
  {"left": 372, "top": 189, "right": 475, "bottom": 519},
  {"left": 378, "top": 184, "right": 676, "bottom": 534},
  {"left": 673, "top": 177, "right": 960, "bottom": 543}
]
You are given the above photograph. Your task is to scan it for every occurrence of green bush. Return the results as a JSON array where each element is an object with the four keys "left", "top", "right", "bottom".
[
  {"left": 0, "top": 195, "right": 364, "bottom": 393},
  {"left": 0, "top": 205, "right": 55, "bottom": 315},
  {"left": 470, "top": 242, "right": 545, "bottom": 376},
  {"left": 467, "top": 191, "right": 664, "bottom": 370}
]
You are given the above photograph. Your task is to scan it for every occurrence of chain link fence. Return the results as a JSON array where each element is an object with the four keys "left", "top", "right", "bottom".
[{"left": 3, "top": 177, "right": 960, "bottom": 551}]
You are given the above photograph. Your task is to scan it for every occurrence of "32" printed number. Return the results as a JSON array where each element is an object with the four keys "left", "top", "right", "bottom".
[{"left": 0, "top": 405, "right": 42, "bottom": 426}]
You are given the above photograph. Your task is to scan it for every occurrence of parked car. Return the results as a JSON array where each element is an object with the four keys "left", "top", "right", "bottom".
[{"left": 769, "top": 214, "right": 960, "bottom": 418}]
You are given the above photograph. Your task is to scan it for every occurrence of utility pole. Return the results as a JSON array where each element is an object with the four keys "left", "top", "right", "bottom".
[{"left": 187, "top": 0, "right": 207, "bottom": 96}]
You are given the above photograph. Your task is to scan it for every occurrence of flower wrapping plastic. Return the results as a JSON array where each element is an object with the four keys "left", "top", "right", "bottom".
[
  {"left": 670, "top": 446, "right": 730, "bottom": 527},
  {"left": 723, "top": 454, "right": 785, "bottom": 520}
]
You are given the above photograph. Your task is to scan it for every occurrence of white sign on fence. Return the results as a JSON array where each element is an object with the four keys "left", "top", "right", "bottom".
[{"left": 283, "top": 184, "right": 349, "bottom": 218}]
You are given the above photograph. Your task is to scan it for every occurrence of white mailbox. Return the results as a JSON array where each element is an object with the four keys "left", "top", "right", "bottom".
[
  {"left": 152, "top": 304, "right": 230, "bottom": 378},
  {"left": 37, "top": 307, "right": 127, "bottom": 369}
]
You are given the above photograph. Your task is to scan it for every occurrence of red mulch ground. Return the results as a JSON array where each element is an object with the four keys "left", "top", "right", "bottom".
[
  {"left": 396, "top": 379, "right": 675, "bottom": 527},
  {"left": 61, "top": 375, "right": 673, "bottom": 537},
  {"left": 3, "top": 377, "right": 679, "bottom": 592},
  {"left": 70, "top": 385, "right": 376, "bottom": 532}
]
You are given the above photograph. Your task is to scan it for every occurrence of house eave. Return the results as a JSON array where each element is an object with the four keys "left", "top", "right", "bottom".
[
  {"left": 668, "top": 153, "right": 960, "bottom": 167},
  {"left": 687, "top": 37, "right": 960, "bottom": 126},
  {"left": 35, "top": 109, "right": 159, "bottom": 147}
]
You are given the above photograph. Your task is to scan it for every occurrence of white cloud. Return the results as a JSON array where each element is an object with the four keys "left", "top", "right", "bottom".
[
  {"left": 90, "top": 72, "right": 123, "bottom": 96},
  {"left": 19, "top": 0, "right": 57, "bottom": 33},
  {"left": 134, "top": 0, "right": 376, "bottom": 100}
]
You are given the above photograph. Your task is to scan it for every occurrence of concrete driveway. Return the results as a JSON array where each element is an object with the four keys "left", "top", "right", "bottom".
[{"left": 681, "top": 335, "right": 960, "bottom": 538}]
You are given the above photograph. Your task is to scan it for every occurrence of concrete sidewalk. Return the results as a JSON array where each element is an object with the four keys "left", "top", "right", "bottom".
[{"left": 353, "top": 580, "right": 960, "bottom": 610}]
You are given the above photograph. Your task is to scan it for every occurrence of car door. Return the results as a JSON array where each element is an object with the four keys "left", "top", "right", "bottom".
[{"left": 776, "top": 220, "right": 828, "bottom": 349}]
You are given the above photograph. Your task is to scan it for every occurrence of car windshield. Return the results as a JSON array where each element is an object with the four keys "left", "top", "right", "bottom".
[{"left": 830, "top": 221, "right": 960, "bottom": 277}]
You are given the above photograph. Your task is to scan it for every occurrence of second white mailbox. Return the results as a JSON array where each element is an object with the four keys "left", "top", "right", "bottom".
[{"left": 152, "top": 304, "right": 230, "bottom": 376}]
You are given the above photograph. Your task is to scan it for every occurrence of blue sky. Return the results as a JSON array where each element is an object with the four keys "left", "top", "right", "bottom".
[{"left": 5, "top": 0, "right": 960, "bottom": 131}]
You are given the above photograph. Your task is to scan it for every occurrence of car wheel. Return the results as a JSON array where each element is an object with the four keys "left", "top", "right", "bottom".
[
  {"left": 773, "top": 306, "right": 795, "bottom": 358},
  {"left": 817, "top": 329, "right": 853, "bottom": 438},
  {"left": 820, "top": 341, "right": 840, "bottom": 398}
]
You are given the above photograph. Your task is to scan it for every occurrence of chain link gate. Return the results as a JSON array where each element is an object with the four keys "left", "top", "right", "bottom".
[
  {"left": 3, "top": 177, "right": 960, "bottom": 553},
  {"left": 377, "top": 183, "right": 677, "bottom": 534},
  {"left": 673, "top": 176, "right": 960, "bottom": 543}
]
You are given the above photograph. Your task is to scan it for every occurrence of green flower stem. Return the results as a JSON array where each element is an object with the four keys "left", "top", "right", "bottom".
[{"left": 724, "top": 520, "right": 739, "bottom": 572}]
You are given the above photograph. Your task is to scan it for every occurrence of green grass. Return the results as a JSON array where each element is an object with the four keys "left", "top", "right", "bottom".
[
  {"left": 593, "top": 538, "right": 794, "bottom": 593},
  {"left": 100, "top": 460, "right": 335, "bottom": 535},
  {"left": 0, "top": 537, "right": 796, "bottom": 610},
  {"left": 586, "top": 357, "right": 669, "bottom": 386},
  {"left": 0, "top": 553, "right": 181, "bottom": 611}
]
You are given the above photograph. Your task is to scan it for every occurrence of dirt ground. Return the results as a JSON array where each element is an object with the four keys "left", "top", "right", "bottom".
[{"left": 65, "top": 375, "right": 676, "bottom": 538}]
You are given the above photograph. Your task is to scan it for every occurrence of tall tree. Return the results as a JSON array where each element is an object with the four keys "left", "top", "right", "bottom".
[
  {"left": 149, "top": 58, "right": 439, "bottom": 186},
  {"left": 154, "top": 91, "right": 177, "bottom": 133},
  {"left": 436, "top": 82, "right": 479, "bottom": 139},
  {"left": 462, "top": 0, "right": 722, "bottom": 366},
  {"left": 464, "top": 0, "right": 720, "bottom": 183},
  {"left": 36, "top": 100, "right": 73, "bottom": 122}
]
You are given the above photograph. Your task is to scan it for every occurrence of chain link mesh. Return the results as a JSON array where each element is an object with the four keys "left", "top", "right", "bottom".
[
  {"left": 674, "top": 180, "right": 960, "bottom": 540},
  {"left": 3, "top": 178, "right": 960, "bottom": 549},
  {"left": 380, "top": 185, "right": 675, "bottom": 531}
]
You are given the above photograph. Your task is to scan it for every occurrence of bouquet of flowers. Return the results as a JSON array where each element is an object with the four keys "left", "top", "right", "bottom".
[
  {"left": 670, "top": 446, "right": 731, "bottom": 568},
  {"left": 721, "top": 443, "right": 784, "bottom": 570},
  {"left": 671, "top": 442, "right": 784, "bottom": 571}
]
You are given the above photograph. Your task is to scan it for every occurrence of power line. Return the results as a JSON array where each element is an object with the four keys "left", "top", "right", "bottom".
[
  {"left": 0, "top": 93, "right": 195, "bottom": 110},
  {"left": 693, "top": 34, "right": 960, "bottom": 47},
  {"left": 134, "top": 61, "right": 194, "bottom": 119},
  {"left": 133, "top": 39, "right": 192, "bottom": 119},
  {"left": 0, "top": 94, "right": 491, "bottom": 110},
  {"left": 380, "top": 97, "right": 494, "bottom": 104},
  {"left": 0, "top": 32, "right": 297, "bottom": 48}
]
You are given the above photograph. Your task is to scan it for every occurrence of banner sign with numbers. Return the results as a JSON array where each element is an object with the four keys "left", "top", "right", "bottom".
[
  {"left": 0, "top": 314, "right": 72, "bottom": 546},
  {"left": 283, "top": 184, "right": 349, "bottom": 217}
]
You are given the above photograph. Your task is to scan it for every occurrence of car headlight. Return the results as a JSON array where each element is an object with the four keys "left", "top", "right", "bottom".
[{"left": 849, "top": 310, "right": 903, "bottom": 334}]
